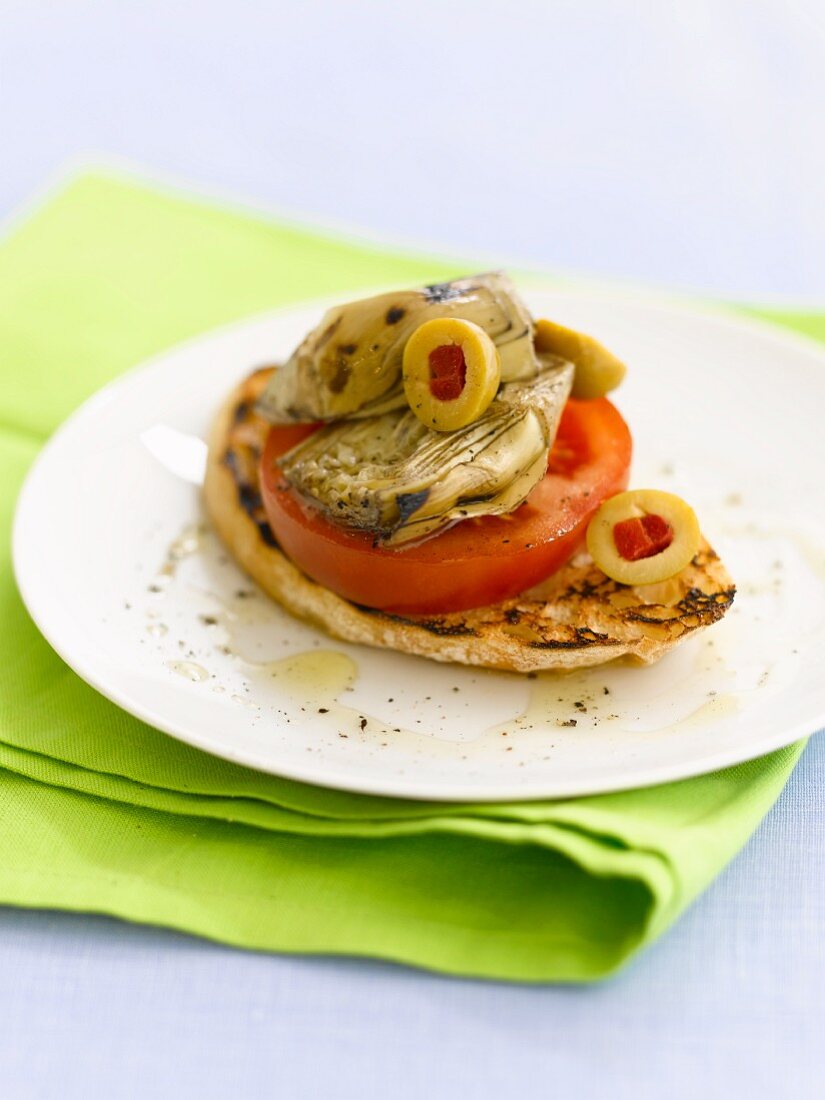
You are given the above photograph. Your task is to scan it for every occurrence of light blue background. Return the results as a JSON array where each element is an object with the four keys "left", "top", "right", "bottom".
[{"left": 2, "top": 2, "right": 824, "bottom": 1097}]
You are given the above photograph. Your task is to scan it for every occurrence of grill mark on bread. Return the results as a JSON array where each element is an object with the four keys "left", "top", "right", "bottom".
[{"left": 354, "top": 605, "right": 480, "bottom": 637}]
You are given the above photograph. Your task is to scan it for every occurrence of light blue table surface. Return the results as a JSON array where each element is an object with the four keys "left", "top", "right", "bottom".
[{"left": 2, "top": 3, "right": 824, "bottom": 1097}]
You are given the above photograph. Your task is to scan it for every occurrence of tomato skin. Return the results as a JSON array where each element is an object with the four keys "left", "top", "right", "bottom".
[{"left": 260, "top": 399, "right": 632, "bottom": 615}]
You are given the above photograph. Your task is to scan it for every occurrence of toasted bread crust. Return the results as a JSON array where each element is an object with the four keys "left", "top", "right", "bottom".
[{"left": 204, "top": 369, "right": 735, "bottom": 671}]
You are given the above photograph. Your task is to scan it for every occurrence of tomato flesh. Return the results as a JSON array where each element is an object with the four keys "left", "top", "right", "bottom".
[
  {"left": 428, "top": 344, "right": 466, "bottom": 401},
  {"left": 260, "top": 398, "right": 632, "bottom": 615},
  {"left": 613, "top": 514, "right": 673, "bottom": 561}
]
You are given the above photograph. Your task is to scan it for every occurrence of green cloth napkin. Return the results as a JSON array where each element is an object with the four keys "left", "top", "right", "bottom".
[{"left": 0, "top": 171, "right": 811, "bottom": 982}]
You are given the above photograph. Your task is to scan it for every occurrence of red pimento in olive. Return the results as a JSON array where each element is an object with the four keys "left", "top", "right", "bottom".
[
  {"left": 613, "top": 513, "right": 674, "bottom": 561},
  {"left": 428, "top": 344, "right": 467, "bottom": 401}
]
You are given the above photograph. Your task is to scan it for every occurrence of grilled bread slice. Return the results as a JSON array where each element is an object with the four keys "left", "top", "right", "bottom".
[{"left": 204, "top": 369, "right": 735, "bottom": 672}]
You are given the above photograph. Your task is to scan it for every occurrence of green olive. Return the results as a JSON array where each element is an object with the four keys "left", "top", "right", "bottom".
[
  {"left": 402, "top": 317, "right": 501, "bottom": 431},
  {"left": 535, "top": 318, "right": 626, "bottom": 399},
  {"left": 586, "top": 489, "right": 700, "bottom": 585}
]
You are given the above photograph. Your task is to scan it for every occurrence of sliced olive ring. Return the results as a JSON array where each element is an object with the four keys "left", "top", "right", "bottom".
[
  {"left": 403, "top": 317, "right": 501, "bottom": 431},
  {"left": 534, "top": 318, "right": 626, "bottom": 400},
  {"left": 586, "top": 489, "right": 700, "bottom": 585}
]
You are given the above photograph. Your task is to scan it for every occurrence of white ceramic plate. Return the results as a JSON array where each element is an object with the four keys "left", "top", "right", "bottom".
[{"left": 13, "top": 288, "right": 825, "bottom": 801}]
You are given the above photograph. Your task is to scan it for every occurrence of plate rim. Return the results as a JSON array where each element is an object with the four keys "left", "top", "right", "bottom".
[{"left": 12, "top": 286, "right": 825, "bottom": 801}]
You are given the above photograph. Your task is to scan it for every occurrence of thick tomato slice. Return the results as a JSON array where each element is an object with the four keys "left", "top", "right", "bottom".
[{"left": 260, "top": 398, "right": 632, "bottom": 615}]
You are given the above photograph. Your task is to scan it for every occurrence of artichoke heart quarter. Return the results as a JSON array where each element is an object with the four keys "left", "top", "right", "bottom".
[
  {"left": 278, "top": 357, "right": 574, "bottom": 546},
  {"left": 256, "top": 272, "right": 540, "bottom": 424}
]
